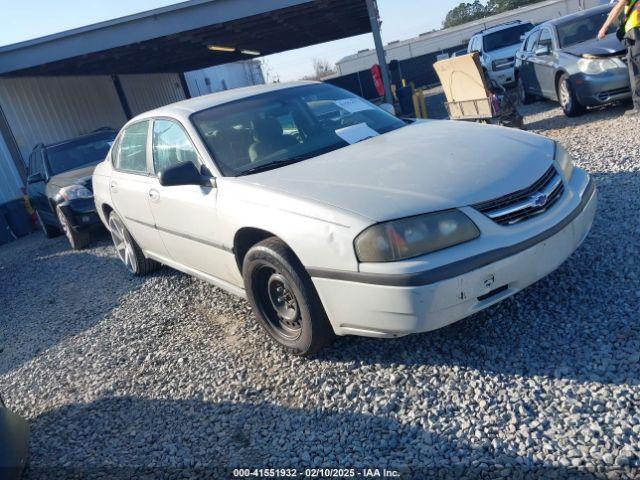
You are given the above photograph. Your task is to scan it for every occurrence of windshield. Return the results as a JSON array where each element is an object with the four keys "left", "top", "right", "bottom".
[
  {"left": 557, "top": 10, "right": 617, "bottom": 48},
  {"left": 190, "top": 84, "right": 406, "bottom": 177},
  {"left": 46, "top": 131, "right": 116, "bottom": 175},
  {"left": 483, "top": 23, "right": 533, "bottom": 52}
]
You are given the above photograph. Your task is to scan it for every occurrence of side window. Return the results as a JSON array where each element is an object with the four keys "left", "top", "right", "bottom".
[
  {"left": 537, "top": 29, "right": 553, "bottom": 51},
  {"left": 28, "top": 152, "right": 36, "bottom": 175},
  {"left": 116, "top": 121, "right": 149, "bottom": 173},
  {"left": 152, "top": 119, "right": 200, "bottom": 174},
  {"left": 525, "top": 31, "right": 540, "bottom": 52}
]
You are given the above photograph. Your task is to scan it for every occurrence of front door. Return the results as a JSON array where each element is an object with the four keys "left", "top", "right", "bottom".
[
  {"left": 109, "top": 120, "right": 167, "bottom": 258},
  {"left": 146, "top": 118, "right": 235, "bottom": 283},
  {"left": 531, "top": 28, "right": 558, "bottom": 98}
]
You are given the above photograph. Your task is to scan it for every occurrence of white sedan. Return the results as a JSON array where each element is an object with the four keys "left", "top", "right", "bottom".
[{"left": 93, "top": 81, "right": 597, "bottom": 355}]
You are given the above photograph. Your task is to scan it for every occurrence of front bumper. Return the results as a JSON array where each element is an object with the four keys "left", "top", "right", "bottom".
[
  {"left": 58, "top": 198, "right": 102, "bottom": 232},
  {"left": 573, "top": 70, "right": 631, "bottom": 107},
  {"left": 312, "top": 178, "right": 597, "bottom": 338},
  {"left": 487, "top": 66, "right": 516, "bottom": 86}
]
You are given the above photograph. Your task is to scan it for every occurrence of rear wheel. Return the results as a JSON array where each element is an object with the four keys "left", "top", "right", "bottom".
[
  {"left": 557, "top": 73, "right": 585, "bottom": 117},
  {"left": 56, "top": 206, "right": 90, "bottom": 250},
  {"left": 108, "top": 211, "right": 160, "bottom": 276},
  {"left": 243, "top": 237, "right": 334, "bottom": 356},
  {"left": 35, "top": 209, "right": 61, "bottom": 239}
]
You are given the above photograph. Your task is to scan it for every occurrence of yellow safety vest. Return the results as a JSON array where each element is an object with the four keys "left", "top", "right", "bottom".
[{"left": 625, "top": 0, "right": 640, "bottom": 33}]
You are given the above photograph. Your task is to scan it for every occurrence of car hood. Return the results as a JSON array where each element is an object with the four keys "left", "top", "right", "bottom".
[
  {"left": 563, "top": 34, "right": 625, "bottom": 57},
  {"left": 485, "top": 44, "right": 520, "bottom": 60},
  {"left": 49, "top": 164, "right": 97, "bottom": 189},
  {"left": 242, "top": 121, "right": 556, "bottom": 222}
]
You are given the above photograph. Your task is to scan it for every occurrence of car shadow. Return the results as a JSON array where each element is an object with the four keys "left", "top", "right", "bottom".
[
  {"left": 23, "top": 396, "right": 604, "bottom": 479},
  {"left": 522, "top": 99, "right": 631, "bottom": 130},
  {"left": 0, "top": 231, "right": 173, "bottom": 377},
  {"left": 319, "top": 169, "right": 640, "bottom": 387}
]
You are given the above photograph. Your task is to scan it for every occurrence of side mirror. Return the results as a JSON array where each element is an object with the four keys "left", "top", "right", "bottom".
[
  {"left": 379, "top": 103, "right": 396, "bottom": 116},
  {"left": 159, "top": 162, "right": 213, "bottom": 187},
  {"left": 27, "top": 172, "right": 44, "bottom": 184},
  {"left": 534, "top": 45, "right": 550, "bottom": 56}
]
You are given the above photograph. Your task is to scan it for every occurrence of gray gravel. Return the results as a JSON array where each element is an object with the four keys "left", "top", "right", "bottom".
[{"left": 1, "top": 100, "right": 639, "bottom": 479}]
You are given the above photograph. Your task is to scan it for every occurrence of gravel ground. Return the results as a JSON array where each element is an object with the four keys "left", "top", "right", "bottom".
[{"left": 1, "top": 101, "right": 639, "bottom": 479}]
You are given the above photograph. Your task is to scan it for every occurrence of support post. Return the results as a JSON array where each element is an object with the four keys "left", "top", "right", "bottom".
[
  {"left": 0, "top": 102, "right": 26, "bottom": 183},
  {"left": 179, "top": 72, "right": 192, "bottom": 99},
  {"left": 365, "top": 0, "right": 393, "bottom": 105},
  {"left": 111, "top": 75, "right": 133, "bottom": 120}
]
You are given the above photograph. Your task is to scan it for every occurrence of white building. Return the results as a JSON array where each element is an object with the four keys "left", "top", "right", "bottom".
[{"left": 185, "top": 60, "right": 264, "bottom": 97}]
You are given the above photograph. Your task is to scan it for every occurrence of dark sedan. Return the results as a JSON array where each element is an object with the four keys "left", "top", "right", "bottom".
[
  {"left": 26, "top": 129, "right": 117, "bottom": 249},
  {"left": 515, "top": 4, "right": 630, "bottom": 116}
]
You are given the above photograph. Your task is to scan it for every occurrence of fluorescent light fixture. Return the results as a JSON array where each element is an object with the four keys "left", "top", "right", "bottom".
[
  {"left": 240, "top": 49, "right": 261, "bottom": 56},
  {"left": 207, "top": 45, "right": 236, "bottom": 52}
]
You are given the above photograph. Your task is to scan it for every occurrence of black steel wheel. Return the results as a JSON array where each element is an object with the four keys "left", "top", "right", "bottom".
[{"left": 243, "top": 237, "right": 334, "bottom": 355}]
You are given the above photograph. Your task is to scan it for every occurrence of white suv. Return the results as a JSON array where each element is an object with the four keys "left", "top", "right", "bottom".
[{"left": 468, "top": 21, "right": 534, "bottom": 86}]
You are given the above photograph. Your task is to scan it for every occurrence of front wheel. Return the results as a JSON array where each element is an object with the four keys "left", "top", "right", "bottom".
[
  {"left": 108, "top": 211, "right": 160, "bottom": 276},
  {"left": 516, "top": 75, "right": 534, "bottom": 105},
  {"left": 557, "top": 73, "right": 585, "bottom": 117},
  {"left": 56, "top": 206, "right": 90, "bottom": 250},
  {"left": 35, "top": 209, "right": 61, "bottom": 239},
  {"left": 243, "top": 237, "right": 334, "bottom": 356}
]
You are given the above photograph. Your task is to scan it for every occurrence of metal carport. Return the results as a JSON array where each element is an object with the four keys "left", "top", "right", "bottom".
[{"left": 0, "top": 0, "right": 391, "bottom": 193}]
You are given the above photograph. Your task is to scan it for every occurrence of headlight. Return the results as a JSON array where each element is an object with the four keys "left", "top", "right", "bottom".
[
  {"left": 577, "top": 58, "right": 623, "bottom": 75},
  {"left": 59, "top": 185, "right": 93, "bottom": 201},
  {"left": 354, "top": 210, "right": 480, "bottom": 263},
  {"left": 555, "top": 143, "right": 574, "bottom": 181}
]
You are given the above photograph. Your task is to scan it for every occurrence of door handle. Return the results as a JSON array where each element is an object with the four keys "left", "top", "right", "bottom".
[{"left": 148, "top": 189, "right": 160, "bottom": 202}]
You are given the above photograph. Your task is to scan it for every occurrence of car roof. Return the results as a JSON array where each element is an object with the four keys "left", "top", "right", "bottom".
[
  {"left": 544, "top": 3, "right": 612, "bottom": 28},
  {"left": 37, "top": 128, "right": 117, "bottom": 151},
  {"left": 475, "top": 20, "right": 530, "bottom": 36},
  {"left": 134, "top": 81, "right": 320, "bottom": 122}
]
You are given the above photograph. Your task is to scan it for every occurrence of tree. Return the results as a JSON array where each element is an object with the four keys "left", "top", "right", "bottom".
[
  {"left": 301, "top": 58, "right": 337, "bottom": 81},
  {"left": 443, "top": 0, "right": 546, "bottom": 28}
]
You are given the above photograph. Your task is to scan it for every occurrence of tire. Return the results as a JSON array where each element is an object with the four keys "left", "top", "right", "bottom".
[
  {"left": 242, "top": 237, "right": 335, "bottom": 356},
  {"left": 557, "top": 73, "right": 585, "bottom": 117},
  {"left": 516, "top": 74, "right": 534, "bottom": 105},
  {"left": 108, "top": 211, "right": 160, "bottom": 276},
  {"left": 56, "top": 205, "right": 90, "bottom": 250},
  {"left": 35, "top": 209, "right": 61, "bottom": 239}
]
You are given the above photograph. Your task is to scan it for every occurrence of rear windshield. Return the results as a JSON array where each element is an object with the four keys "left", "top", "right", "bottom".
[
  {"left": 483, "top": 23, "right": 534, "bottom": 52},
  {"left": 557, "top": 10, "right": 617, "bottom": 48},
  {"left": 46, "top": 131, "right": 116, "bottom": 175}
]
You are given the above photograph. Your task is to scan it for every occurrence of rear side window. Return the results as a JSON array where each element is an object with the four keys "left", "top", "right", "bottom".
[
  {"left": 152, "top": 119, "right": 200, "bottom": 174},
  {"left": 116, "top": 121, "right": 149, "bottom": 173}
]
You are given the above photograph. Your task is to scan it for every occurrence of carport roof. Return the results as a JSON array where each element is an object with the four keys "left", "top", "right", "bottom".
[{"left": 0, "top": 0, "right": 371, "bottom": 76}]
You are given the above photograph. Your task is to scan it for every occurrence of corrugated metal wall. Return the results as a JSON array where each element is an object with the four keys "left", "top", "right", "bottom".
[
  {"left": 119, "top": 74, "right": 186, "bottom": 116},
  {"left": 0, "top": 76, "right": 128, "bottom": 162},
  {"left": 0, "top": 134, "right": 23, "bottom": 203},
  {"left": 185, "top": 61, "right": 265, "bottom": 97}
]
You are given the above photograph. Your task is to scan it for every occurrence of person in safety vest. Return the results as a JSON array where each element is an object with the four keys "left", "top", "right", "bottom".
[{"left": 598, "top": 0, "right": 640, "bottom": 115}]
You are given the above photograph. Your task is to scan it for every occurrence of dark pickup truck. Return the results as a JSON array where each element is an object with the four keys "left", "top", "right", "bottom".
[{"left": 26, "top": 129, "right": 117, "bottom": 249}]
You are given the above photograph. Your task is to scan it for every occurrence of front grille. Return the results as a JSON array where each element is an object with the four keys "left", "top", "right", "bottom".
[{"left": 473, "top": 166, "right": 564, "bottom": 226}]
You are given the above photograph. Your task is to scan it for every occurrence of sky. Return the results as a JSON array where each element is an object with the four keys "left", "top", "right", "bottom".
[{"left": 0, "top": 0, "right": 462, "bottom": 81}]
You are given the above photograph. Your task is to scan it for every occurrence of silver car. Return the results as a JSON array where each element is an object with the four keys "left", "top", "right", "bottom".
[
  {"left": 93, "top": 82, "right": 597, "bottom": 355},
  {"left": 515, "top": 4, "right": 630, "bottom": 116}
]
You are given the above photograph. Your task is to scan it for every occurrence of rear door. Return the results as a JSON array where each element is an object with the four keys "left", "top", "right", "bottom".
[
  {"left": 146, "top": 118, "right": 234, "bottom": 283},
  {"left": 109, "top": 120, "right": 168, "bottom": 258}
]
